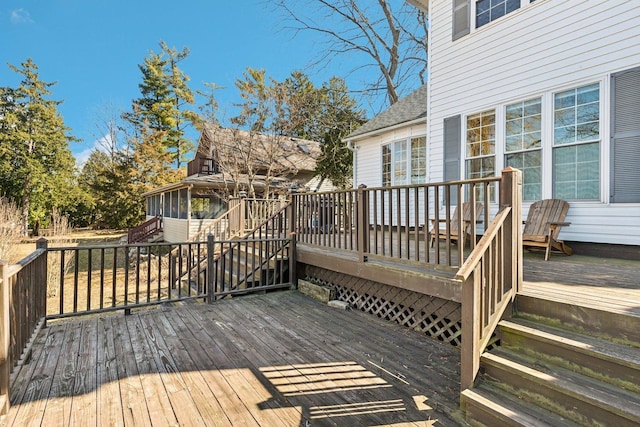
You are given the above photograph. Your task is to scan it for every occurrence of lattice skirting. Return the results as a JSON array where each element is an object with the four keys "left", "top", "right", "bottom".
[{"left": 303, "top": 265, "right": 462, "bottom": 347}]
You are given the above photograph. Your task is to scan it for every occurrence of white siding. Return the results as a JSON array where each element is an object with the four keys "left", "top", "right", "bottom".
[
  {"left": 354, "top": 123, "right": 428, "bottom": 188},
  {"left": 428, "top": 0, "right": 640, "bottom": 245}
]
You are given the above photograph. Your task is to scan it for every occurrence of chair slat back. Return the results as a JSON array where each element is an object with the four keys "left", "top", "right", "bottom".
[{"left": 523, "top": 199, "right": 570, "bottom": 240}]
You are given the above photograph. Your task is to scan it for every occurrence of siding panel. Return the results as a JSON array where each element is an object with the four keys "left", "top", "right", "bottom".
[{"left": 428, "top": 0, "right": 640, "bottom": 244}]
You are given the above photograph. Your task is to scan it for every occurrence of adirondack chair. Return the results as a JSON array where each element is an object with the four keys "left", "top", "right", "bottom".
[
  {"left": 523, "top": 199, "right": 573, "bottom": 260},
  {"left": 430, "top": 202, "right": 483, "bottom": 247}
]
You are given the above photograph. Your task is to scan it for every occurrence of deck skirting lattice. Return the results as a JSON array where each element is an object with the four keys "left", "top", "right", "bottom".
[{"left": 303, "top": 266, "right": 462, "bottom": 347}]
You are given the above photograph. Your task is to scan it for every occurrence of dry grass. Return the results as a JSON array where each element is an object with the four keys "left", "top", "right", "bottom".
[
  {"left": 10, "top": 227, "right": 207, "bottom": 318},
  {"left": 12, "top": 229, "right": 126, "bottom": 264},
  {"left": 46, "top": 242, "right": 207, "bottom": 317},
  {"left": 0, "top": 197, "right": 23, "bottom": 263}
]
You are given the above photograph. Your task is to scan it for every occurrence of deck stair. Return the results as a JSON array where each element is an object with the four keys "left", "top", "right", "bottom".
[
  {"left": 212, "top": 240, "right": 290, "bottom": 295},
  {"left": 462, "top": 294, "right": 640, "bottom": 426}
]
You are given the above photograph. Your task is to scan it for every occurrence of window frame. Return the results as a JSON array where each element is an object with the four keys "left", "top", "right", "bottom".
[
  {"left": 381, "top": 135, "right": 427, "bottom": 187},
  {"left": 551, "top": 83, "right": 601, "bottom": 201},
  {"left": 504, "top": 97, "right": 543, "bottom": 201},
  {"left": 452, "top": 0, "right": 539, "bottom": 41}
]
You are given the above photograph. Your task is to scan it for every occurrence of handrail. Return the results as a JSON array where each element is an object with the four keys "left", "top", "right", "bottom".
[
  {"left": 292, "top": 175, "right": 500, "bottom": 268},
  {"left": 190, "top": 202, "right": 242, "bottom": 243},
  {"left": 457, "top": 207, "right": 516, "bottom": 391},
  {"left": 127, "top": 216, "right": 162, "bottom": 244},
  {"left": 0, "top": 241, "right": 48, "bottom": 414}
]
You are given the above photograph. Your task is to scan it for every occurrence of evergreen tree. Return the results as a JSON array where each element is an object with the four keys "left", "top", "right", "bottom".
[
  {"left": 277, "top": 73, "right": 366, "bottom": 188},
  {"left": 0, "top": 59, "right": 76, "bottom": 235},
  {"left": 124, "top": 41, "right": 196, "bottom": 169},
  {"left": 314, "top": 77, "right": 367, "bottom": 188}
]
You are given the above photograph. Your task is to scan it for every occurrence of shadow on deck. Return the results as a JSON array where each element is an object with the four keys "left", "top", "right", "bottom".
[{"left": 2, "top": 291, "right": 468, "bottom": 427}]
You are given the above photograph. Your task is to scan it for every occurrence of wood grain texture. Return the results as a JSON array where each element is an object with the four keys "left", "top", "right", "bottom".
[{"left": 2, "top": 291, "right": 466, "bottom": 426}]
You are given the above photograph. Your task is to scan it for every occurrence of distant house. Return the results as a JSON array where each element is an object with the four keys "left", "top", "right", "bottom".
[
  {"left": 366, "top": 0, "right": 639, "bottom": 250},
  {"left": 142, "top": 124, "right": 326, "bottom": 242}
]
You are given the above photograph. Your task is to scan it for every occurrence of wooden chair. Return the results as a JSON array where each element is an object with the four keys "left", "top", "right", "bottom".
[
  {"left": 430, "top": 202, "right": 483, "bottom": 247},
  {"left": 523, "top": 199, "right": 573, "bottom": 260}
]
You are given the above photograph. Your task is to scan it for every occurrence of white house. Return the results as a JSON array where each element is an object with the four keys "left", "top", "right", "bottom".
[
  {"left": 346, "top": 84, "right": 428, "bottom": 188},
  {"left": 352, "top": 0, "right": 639, "bottom": 251}
]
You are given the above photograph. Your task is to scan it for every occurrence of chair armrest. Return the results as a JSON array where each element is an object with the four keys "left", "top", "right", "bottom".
[{"left": 548, "top": 221, "right": 571, "bottom": 227}]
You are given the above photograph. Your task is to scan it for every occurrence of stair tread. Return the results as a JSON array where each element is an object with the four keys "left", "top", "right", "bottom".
[
  {"left": 463, "top": 385, "right": 582, "bottom": 427},
  {"left": 483, "top": 349, "right": 640, "bottom": 421},
  {"left": 500, "top": 318, "right": 640, "bottom": 369}
]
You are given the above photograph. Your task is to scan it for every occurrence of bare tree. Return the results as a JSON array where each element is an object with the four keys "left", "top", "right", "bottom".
[
  {"left": 200, "top": 125, "right": 300, "bottom": 200},
  {"left": 90, "top": 101, "right": 127, "bottom": 160},
  {"left": 271, "top": 0, "right": 428, "bottom": 109}
]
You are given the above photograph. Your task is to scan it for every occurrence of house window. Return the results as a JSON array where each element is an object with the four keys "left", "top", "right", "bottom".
[
  {"left": 171, "top": 190, "right": 179, "bottom": 218},
  {"left": 553, "top": 83, "right": 600, "bottom": 200},
  {"left": 476, "top": 0, "right": 520, "bottom": 28},
  {"left": 381, "top": 136, "right": 427, "bottom": 186},
  {"left": 179, "top": 188, "right": 188, "bottom": 219},
  {"left": 411, "top": 136, "right": 427, "bottom": 184},
  {"left": 466, "top": 110, "right": 495, "bottom": 199},
  {"left": 382, "top": 145, "right": 392, "bottom": 186},
  {"left": 505, "top": 98, "right": 542, "bottom": 201},
  {"left": 394, "top": 141, "right": 408, "bottom": 184},
  {"left": 163, "top": 193, "right": 170, "bottom": 218}
]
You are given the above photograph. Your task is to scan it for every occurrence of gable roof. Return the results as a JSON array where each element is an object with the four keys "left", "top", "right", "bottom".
[
  {"left": 199, "top": 123, "right": 321, "bottom": 174},
  {"left": 345, "top": 83, "right": 428, "bottom": 140}
]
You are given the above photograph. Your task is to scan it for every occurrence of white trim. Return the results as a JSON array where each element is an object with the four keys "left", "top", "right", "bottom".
[{"left": 345, "top": 117, "right": 427, "bottom": 143}]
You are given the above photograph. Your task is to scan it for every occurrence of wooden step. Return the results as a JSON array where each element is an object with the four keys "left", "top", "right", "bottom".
[
  {"left": 462, "top": 385, "right": 581, "bottom": 427},
  {"left": 515, "top": 294, "right": 640, "bottom": 345},
  {"left": 481, "top": 350, "right": 640, "bottom": 426},
  {"left": 499, "top": 318, "right": 640, "bottom": 393}
]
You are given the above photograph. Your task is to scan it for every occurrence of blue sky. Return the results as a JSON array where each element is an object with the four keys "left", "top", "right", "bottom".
[{"left": 0, "top": 0, "right": 379, "bottom": 165}]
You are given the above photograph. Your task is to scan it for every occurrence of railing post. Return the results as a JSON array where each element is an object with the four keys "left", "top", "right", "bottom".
[
  {"left": 357, "top": 184, "right": 369, "bottom": 262},
  {"left": 461, "top": 273, "right": 481, "bottom": 391},
  {"left": 36, "top": 238, "right": 48, "bottom": 328},
  {"left": 207, "top": 233, "right": 215, "bottom": 304},
  {"left": 500, "top": 167, "right": 523, "bottom": 294},
  {"left": 0, "top": 260, "right": 10, "bottom": 414},
  {"left": 287, "top": 190, "right": 298, "bottom": 288},
  {"left": 239, "top": 198, "right": 246, "bottom": 234}
]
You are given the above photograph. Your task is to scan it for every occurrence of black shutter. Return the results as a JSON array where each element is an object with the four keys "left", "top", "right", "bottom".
[
  {"left": 452, "top": 0, "right": 471, "bottom": 41},
  {"left": 611, "top": 67, "right": 640, "bottom": 203},
  {"left": 444, "top": 115, "right": 461, "bottom": 204}
]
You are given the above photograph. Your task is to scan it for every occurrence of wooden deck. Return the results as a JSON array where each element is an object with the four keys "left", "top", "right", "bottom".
[
  {"left": 523, "top": 252, "right": 640, "bottom": 317},
  {"left": 1, "top": 291, "right": 467, "bottom": 427}
]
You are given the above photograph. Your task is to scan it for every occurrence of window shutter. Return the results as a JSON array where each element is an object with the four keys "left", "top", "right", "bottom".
[
  {"left": 444, "top": 115, "right": 461, "bottom": 204},
  {"left": 611, "top": 67, "right": 640, "bottom": 203},
  {"left": 452, "top": 0, "right": 471, "bottom": 41}
]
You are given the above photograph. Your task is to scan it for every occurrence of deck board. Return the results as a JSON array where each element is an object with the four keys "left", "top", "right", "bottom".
[
  {"left": 523, "top": 253, "right": 640, "bottom": 316},
  {"left": 1, "top": 291, "right": 465, "bottom": 426}
]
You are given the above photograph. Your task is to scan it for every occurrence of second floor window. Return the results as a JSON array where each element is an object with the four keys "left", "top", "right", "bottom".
[{"left": 476, "top": 0, "right": 520, "bottom": 28}]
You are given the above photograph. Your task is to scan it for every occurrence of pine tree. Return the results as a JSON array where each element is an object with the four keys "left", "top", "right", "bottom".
[
  {"left": 124, "top": 41, "right": 196, "bottom": 169},
  {"left": 0, "top": 59, "right": 76, "bottom": 235}
]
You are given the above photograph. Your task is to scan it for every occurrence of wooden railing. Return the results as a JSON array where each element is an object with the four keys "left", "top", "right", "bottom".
[
  {"left": 46, "top": 240, "right": 209, "bottom": 319},
  {"left": 127, "top": 215, "right": 162, "bottom": 244},
  {"left": 292, "top": 176, "right": 500, "bottom": 268},
  {"left": 207, "top": 235, "right": 293, "bottom": 300},
  {"left": 190, "top": 202, "right": 242, "bottom": 243},
  {"left": 0, "top": 239, "right": 48, "bottom": 414},
  {"left": 457, "top": 167, "right": 522, "bottom": 391},
  {"left": 187, "top": 155, "right": 216, "bottom": 176}
]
